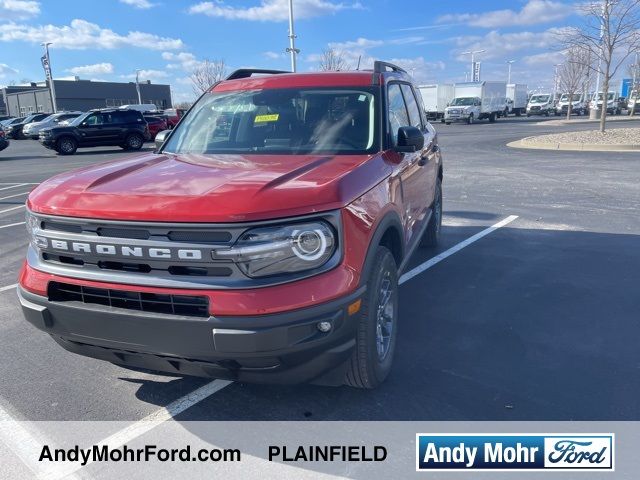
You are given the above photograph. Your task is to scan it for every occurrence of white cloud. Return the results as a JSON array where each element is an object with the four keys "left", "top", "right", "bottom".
[
  {"left": 67, "top": 62, "right": 114, "bottom": 76},
  {"left": 121, "top": 69, "right": 169, "bottom": 81},
  {"left": 263, "top": 51, "right": 282, "bottom": 59},
  {"left": 0, "top": 63, "right": 18, "bottom": 77},
  {"left": 452, "top": 28, "right": 565, "bottom": 62},
  {"left": 0, "top": 19, "right": 184, "bottom": 50},
  {"left": 523, "top": 51, "right": 566, "bottom": 66},
  {"left": 119, "top": 0, "right": 156, "bottom": 9},
  {"left": 162, "top": 51, "right": 201, "bottom": 71},
  {"left": 438, "top": 0, "right": 574, "bottom": 28},
  {"left": 0, "top": 0, "right": 40, "bottom": 21},
  {"left": 189, "top": 0, "right": 362, "bottom": 21}
]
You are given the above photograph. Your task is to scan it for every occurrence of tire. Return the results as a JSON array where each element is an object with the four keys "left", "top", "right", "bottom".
[
  {"left": 489, "top": 112, "right": 496, "bottom": 123},
  {"left": 445, "top": 122, "right": 451, "bottom": 125},
  {"left": 421, "top": 177, "right": 442, "bottom": 248},
  {"left": 344, "top": 246, "right": 398, "bottom": 389},
  {"left": 56, "top": 137, "right": 77, "bottom": 155},
  {"left": 515, "top": 110, "right": 522, "bottom": 117},
  {"left": 467, "top": 114, "right": 474, "bottom": 125},
  {"left": 123, "top": 133, "right": 144, "bottom": 150},
  {"left": 526, "top": 114, "right": 531, "bottom": 117}
]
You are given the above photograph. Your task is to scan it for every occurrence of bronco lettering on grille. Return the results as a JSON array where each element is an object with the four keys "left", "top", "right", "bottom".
[{"left": 44, "top": 239, "right": 203, "bottom": 260}]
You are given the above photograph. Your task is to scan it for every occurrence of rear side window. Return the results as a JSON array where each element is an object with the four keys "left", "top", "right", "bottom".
[
  {"left": 387, "top": 84, "right": 410, "bottom": 145},
  {"left": 115, "top": 111, "right": 142, "bottom": 123},
  {"left": 401, "top": 84, "right": 423, "bottom": 129}
]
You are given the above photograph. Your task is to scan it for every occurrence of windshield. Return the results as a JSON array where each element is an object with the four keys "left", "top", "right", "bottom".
[
  {"left": 530, "top": 95, "right": 550, "bottom": 103},
  {"left": 67, "top": 112, "right": 92, "bottom": 126},
  {"left": 596, "top": 93, "right": 615, "bottom": 101},
  {"left": 560, "top": 94, "right": 582, "bottom": 102},
  {"left": 450, "top": 97, "right": 476, "bottom": 106},
  {"left": 163, "top": 88, "right": 378, "bottom": 155}
]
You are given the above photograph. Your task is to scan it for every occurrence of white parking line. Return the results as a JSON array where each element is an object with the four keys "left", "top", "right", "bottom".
[
  {"left": 0, "top": 183, "right": 30, "bottom": 192},
  {"left": 0, "top": 221, "right": 25, "bottom": 230},
  {"left": 0, "top": 284, "right": 18, "bottom": 293},
  {"left": 0, "top": 205, "right": 25, "bottom": 215},
  {"left": 0, "top": 191, "right": 29, "bottom": 201},
  {"left": 399, "top": 215, "right": 519, "bottom": 284},
  {"left": 40, "top": 380, "right": 232, "bottom": 480}
]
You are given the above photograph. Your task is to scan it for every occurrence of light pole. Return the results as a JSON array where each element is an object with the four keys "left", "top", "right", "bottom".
[
  {"left": 41, "top": 42, "right": 57, "bottom": 113},
  {"left": 286, "top": 0, "right": 300, "bottom": 72},
  {"left": 461, "top": 49, "right": 485, "bottom": 81},
  {"left": 506, "top": 60, "right": 515, "bottom": 84},
  {"left": 135, "top": 69, "right": 142, "bottom": 104},
  {"left": 553, "top": 63, "right": 562, "bottom": 100}
]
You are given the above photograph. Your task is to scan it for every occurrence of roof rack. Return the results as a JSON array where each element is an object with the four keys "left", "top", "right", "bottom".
[
  {"left": 226, "top": 69, "right": 290, "bottom": 81},
  {"left": 373, "top": 61, "right": 406, "bottom": 74}
]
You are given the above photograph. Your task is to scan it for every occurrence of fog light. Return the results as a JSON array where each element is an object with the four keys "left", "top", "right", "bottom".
[{"left": 317, "top": 321, "right": 332, "bottom": 333}]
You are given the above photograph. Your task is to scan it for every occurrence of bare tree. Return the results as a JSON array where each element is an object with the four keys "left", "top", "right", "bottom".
[
  {"left": 562, "top": 0, "right": 640, "bottom": 132},
  {"left": 626, "top": 56, "right": 640, "bottom": 115},
  {"left": 190, "top": 59, "right": 226, "bottom": 96},
  {"left": 558, "top": 46, "right": 590, "bottom": 119},
  {"left": 318, "top": 49, "right": 349, "bottom": 71}
]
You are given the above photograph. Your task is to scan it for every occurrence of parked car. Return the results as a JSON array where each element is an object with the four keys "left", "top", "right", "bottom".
[
  {"left": 418, "top": 84, "right": 454, "bottom": 121},
  {"left": 20, "top": 61, "right": 443, "bottom": 389},
  {"left": 2, "top": 117, "right": 24, "bottom": 131},
  {"left": 0, "top": 130, "right": 8, "bottom": 152},
  {"left": 506, "top": 83, "right": 528, "bottom": 116},
  {"left": 0, "top": 118, "right": 16, "bottom": 129},
  {"left": 590, "top": 92, "right": 621, "bottom": 115},
  {"left": 627, "top": 91, "right": 639, "bottom": 114},
  {"left": 556, "top": 93, "right": 588, "bottom": 116},
  {"left": 162, "top": 108, "right": 187, "bottom": 129},
  {"left": 526, "top": 93, "right": 555, "bottom": 116},
  {"left": 143, "top": 115, "right": 168, "bottom": 140},
  {"left": 23, "top": 112, "right": 83, "bottom": 139},
  {"left": 39, "top": 108, "right": 149, "bottom": 155},
  {"left": 119, "top": 104, "right": 158, "bottom": 113},
  {"left": 444, "top": 81, "right": 507, "bottom": 124},
  {"left": 6, "top": 113, "right": 50, "bottom": 139}
]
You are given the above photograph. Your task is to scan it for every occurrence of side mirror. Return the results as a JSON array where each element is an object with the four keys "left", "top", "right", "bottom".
[
  {"left": 446, "top": 103, "right": 450, "bottom": 107},
  {"left": 155, "top": 129, "right": 171, "bottom": 150},
  {"left": 395, "top": 126, "right": 424, "bottom": 153}
]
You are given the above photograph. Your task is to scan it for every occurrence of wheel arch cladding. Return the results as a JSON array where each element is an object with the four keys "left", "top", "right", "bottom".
[{"left": 359, "top": 212, "right": 404, "bottom": 286}]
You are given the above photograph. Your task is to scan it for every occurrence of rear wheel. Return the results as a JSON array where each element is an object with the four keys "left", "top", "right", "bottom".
[
  {"left": 489, "top": 112, "right": 497, "bottom": 123},
  {"left": 56, "top": 137, "right": 77, "bottom": 155},
  {"left": 421, "top": 177, "right": 442, "bottom": 248},
  {"left": 344, "top": 246, "right": 398, "bottom": 389},
  {"left": 123, "top": 133, "right": 144, "bottom": 150},
  {"left": 467, "top": 113, "right": 474, "bottom": 124}
]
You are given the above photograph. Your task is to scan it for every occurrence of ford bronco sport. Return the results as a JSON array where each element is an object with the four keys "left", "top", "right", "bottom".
[{"left": 19, "top": 61, "right": 443, "bottom": 389}]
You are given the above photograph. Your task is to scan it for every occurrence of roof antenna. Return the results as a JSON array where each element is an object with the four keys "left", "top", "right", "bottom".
[{"left": 356, "top": 55, "right": 361, "bottom": 71}]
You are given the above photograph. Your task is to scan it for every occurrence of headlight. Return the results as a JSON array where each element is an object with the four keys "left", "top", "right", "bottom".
[
  {"left": 25, "top": 210, "right": 47, "bottom": 250},
  {"left": 214, "top": 221, "right": 336, "bottom": 278}
]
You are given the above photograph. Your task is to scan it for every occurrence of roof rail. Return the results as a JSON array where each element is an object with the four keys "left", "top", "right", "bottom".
[
  {"left": 226, "top": 69, "right": 290, "bottom": 80},
  {"left": 373, "top": 61, "right": 406, "bottom": 74}
]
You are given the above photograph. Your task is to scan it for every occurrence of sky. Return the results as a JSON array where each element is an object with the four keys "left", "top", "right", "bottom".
[{"left": 0, "top": 0, "right": 621, "bottom": 103}]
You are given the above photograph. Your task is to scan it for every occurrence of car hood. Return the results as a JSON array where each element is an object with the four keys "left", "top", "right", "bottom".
[{"left": 27, "top": 151, "right": 389, "bottom": 222}]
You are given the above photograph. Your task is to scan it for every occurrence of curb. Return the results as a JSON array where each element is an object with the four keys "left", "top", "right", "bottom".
[
  {"left": 507, "top": 138, "right": 640, "bottom": 152},
  {"left": 535, "top": 117, "right": 640, "bottom": 126}
]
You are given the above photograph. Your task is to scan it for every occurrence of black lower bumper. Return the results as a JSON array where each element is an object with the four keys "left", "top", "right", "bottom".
[{"left": 18, "top": 286, "right": 365, "bottom": 385}]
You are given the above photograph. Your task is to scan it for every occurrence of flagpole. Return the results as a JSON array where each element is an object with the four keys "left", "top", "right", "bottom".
[{"left": 41, "top": 42, "right": 57, "bottom": 113}]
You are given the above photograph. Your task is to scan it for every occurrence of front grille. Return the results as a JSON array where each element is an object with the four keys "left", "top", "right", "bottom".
[{"left": 48, "top": 282, "right": 210, "bottom": 317}]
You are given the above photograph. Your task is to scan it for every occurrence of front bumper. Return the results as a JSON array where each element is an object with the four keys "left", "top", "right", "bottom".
[
  {"left": 18, "top": 284, "right": 365, "bottom": 385},
  {"left": 444, "top": 112, "right": 469, "bottom": 122},
  {"left": 0, "top": 139, "right": 8, "bottom": 151}
]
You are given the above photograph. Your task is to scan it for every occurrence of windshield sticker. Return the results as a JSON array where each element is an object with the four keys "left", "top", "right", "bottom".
[{"left": 254, "top": 114, "right": 280, "bottom": 123}]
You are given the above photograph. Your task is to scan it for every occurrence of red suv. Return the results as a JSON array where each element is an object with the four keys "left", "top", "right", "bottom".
[{"left": 19, "top": 62, "right": 443, "bottom": 389}]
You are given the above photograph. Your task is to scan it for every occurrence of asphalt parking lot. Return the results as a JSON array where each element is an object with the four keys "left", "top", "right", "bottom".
[{"left": 0, "top": 117, "right": 638, "bottom": 423}]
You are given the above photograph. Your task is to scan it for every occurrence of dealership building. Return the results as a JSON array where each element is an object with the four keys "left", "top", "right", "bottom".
[{"left": 0, "top": 78, "right": 172, "bottom": 117}]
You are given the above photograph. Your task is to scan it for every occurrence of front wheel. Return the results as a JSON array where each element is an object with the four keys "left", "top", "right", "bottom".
[
  {"left": 467, "top": 114, "right": 474, "bottom": 124},
  {"left": 123, "top": 133, "right": 144, "bottom": 150},
  {"left": 344, "top": 246, "right": 398, "bottom": 389},
  {"left": 56, "top": 137, "right": 77, "bottom": 155}
]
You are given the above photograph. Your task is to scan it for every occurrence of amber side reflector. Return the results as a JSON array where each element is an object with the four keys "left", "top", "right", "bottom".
[{"left": 348, "top": 299, "right": 362, "bottom": 316}]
